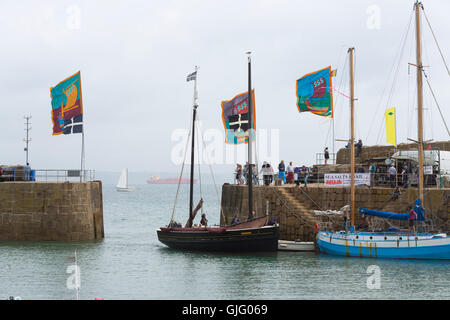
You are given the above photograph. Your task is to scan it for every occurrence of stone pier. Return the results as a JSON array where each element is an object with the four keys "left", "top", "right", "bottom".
[
  {"left": 0, "top": 181, "right": 104, "bottom": 241},
  {"left": 221, "top": 184, "right": 450, "bottom": 242}
]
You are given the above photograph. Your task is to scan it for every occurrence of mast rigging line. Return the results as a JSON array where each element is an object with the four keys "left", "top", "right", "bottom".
[
  {"left": 366, "top": 8, "right": 414, "bottom": 144},
  {"left": 196, "top": 120, "right": 203, "bottom": 214},
  {"left": 422, "top": 70, "right": 450, "bottom": 137},
  {"left": 170, "top": 127, "right": 192, "bottom": 223},
  {"left": 327, "top": 50, "right": 349, "bottom": 151},
  {"left": 421, "top": 6, "right": 450, "bottom": 78},
  {"left": 195, "top": 112, "right": 226, "bottom": 224},
  {"left": 325, "top": 46, "right": 349, "bottom": 151},
  {"left": 375, "top": 12, "right": 414, "bottom": 145},
  {"left": 353, "top": 48, "right": 362, "bottom": 140}
]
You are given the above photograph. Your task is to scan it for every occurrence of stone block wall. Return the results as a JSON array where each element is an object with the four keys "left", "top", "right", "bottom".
[
  {"left": 221, "top": 184, "right": 450, "bottom": 242},
  {"left": 0, "top": 181, "right": 104, "bottom": 241},
  {"left": 336, "top": 140, "right": 450, "bottom": 165}
]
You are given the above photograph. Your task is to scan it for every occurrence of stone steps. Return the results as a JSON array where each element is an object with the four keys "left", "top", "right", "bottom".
[{"left": 277, "top": 188, "right": 317, "bottom": 226}]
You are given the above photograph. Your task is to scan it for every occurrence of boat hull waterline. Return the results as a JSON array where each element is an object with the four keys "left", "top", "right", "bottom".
[
  {"left": 316, "top": 231, "right": 450, "bottom": 260},
  {"left": 157, "top": 225, "right": 279, "bottom": 252}
]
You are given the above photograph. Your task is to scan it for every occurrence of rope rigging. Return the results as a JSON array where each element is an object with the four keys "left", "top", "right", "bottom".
[
  {"left": 196, "top": 120, "right": 204, "bottom": 215},
  {"left": 376, "top": 11, "right": 414, "bottom": 145},
  {"left": 365, "top": 8, "right": 414, "bottom": 144},
  {"left": 170, "top": 107, "right": 227, "bottom": 226},
  {"left": 422, "top": 69, "right": 450, "bottom": 137},
  {"left": 422, "top": 6, "right": 450, "bottom": 77},
  {"left": 169, "top": 127, "right": 192, "bottom": 224},
  {"left": 326, "top": 47, "right": 349, "bottom": 153},
  {"left": 195, "top": 112, "right": 227, "bottom": 224}
]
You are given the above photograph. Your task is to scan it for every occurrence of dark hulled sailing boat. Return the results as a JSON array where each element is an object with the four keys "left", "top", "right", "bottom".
[{"left": 157, "top": 57, "right": 279, "bottom": 252}]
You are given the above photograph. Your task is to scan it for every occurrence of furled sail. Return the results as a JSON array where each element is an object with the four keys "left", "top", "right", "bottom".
[{"left": 359, "top": 199, "right": 425, "bottom": 221}]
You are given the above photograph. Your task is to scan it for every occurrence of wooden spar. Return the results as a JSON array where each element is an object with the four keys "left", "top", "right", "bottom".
[
  {"left": 415, "top": 1, "right": 425, "bottom": 205},
  {"left": 247, "top": 52, "right": 254, "bottom": 220},
  {"left": 348, "top": 47, "right": 356, "bottom": 228}
]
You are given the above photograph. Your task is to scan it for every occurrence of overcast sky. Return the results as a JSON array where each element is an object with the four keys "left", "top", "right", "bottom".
[{"left": 0, "top": 0, "right": 449, "bottom": 175}]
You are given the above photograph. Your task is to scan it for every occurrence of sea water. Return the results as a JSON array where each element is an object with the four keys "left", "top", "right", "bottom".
[{"left": 0, "top": 173, "right": 449, "bottom": 300}]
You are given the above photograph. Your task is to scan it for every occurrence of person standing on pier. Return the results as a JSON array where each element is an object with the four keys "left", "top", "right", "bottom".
[
  {"left": 355, "top": 139, "right": 363, "bottom": 157},
  {"left": 388, "top": 164, "right": 397, "bottom": 188},
  {"left": 300, "top": 165, "right": 310, "bottom": 187},
  {"left": 287, "top": 161, "right": 294, "bottom": 184},
  {"left": 260, "top": 161, "right": 274, "bottom": 186},
  {"left": 401, "top": 164, "right": 409, "bottom": 188},
  {"left": 369, "top": 161, "right": 376, "bottom": 187},
  {"left": 24, "top": 163, "right": 31, "bottom": 181},
  {"left": 324, "top": 147, "right": 330, "bottom": 165},
  {"left": 252, "top": 164, "right": 258, "bottom": 185},
  {"left": 234, "top": 164, "right": 243, "bottom": 185},
  {"left": 278, "top": 160, "right": 286, "bottom": 184},
  {"left": 243, "top": 161, "right": 249, "bottom": 185}
]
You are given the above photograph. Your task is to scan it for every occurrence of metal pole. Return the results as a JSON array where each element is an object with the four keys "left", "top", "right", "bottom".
[
  {"left": 332, "top": 116, "right": 335, "bottom": 164},
  {"left": 247, "top": 52, "right": 253, "bottom": 220},
  {"left": 24, "top": 115, "right": 32, "bottom": 164},
  {"left": 78, "top": 71, "right": 86, "bottom": 183}
]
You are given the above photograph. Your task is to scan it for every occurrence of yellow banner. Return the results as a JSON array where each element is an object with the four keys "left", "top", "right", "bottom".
[{"left": 385, "top": 107, "right": 396, "bottom": 146}]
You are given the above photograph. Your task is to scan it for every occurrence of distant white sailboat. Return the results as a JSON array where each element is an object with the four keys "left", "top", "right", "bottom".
[{"left": 116, "top": 168, "right": 134, "bottom": 192}]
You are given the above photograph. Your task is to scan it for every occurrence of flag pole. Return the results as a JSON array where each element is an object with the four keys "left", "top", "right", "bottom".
[
  {"left": 332, "top": 116, "right": 335, "bottom": 164},
  {"left": 81, "top": 131, "right": 85, "bottom": 182},
  {"left": 395, "top": 108, "right": 398, "bottom": 187},
  {"left": 78, "top": 71, "right": 85, "bottom": 182}
]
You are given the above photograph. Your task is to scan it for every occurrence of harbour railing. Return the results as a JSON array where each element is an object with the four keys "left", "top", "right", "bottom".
[
  {"left": 315, "top": 153, "right": 336, "bottom": 165},
  {"left": 0, "top": 168, "right": 96, "bottom": 182},
  {"left": 231, "top": 171, "right": 448, "bottom": 188}
]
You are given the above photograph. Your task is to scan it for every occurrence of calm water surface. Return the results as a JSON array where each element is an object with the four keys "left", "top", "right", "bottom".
[{"left": 0, "top": 178, "right": 449, "bottom": 300}]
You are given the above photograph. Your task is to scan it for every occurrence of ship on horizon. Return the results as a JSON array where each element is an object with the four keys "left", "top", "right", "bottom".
[{"left": 146, "top": 175, "right": 197, "bottom": 184}]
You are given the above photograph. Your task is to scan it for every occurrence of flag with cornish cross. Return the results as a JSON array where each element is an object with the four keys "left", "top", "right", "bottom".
[{"left": 221, "top": 90, "right": 255, "bottom": 144}]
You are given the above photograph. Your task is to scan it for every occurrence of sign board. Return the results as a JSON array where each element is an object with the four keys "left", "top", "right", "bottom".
[
  {"left": 324, "top": 173, "right": 371, "bottom": 186},
  {"left": 67, "top": 170, "right": 81, "bottom": 177},
  {"left": 424, "top": 166, "right": 433, "bottom": 175}
]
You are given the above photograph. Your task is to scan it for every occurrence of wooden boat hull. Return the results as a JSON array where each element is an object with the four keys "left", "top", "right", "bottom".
[
  {"left": 157, "top": 225, "right": 279, "bottom": 252},
  {"left": 278, "top": 240, "right": 315, "bottom": 252},
  {"left": 317, "top": 231, "right": 450, "bottom": 260}
]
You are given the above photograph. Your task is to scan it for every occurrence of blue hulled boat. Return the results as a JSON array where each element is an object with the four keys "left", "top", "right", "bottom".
[
  {"left": 317, "top": 231, "right": 450, "bottom": 260},
  {"left": 317, "top": 2, "right": 450, "bottom": 261}
]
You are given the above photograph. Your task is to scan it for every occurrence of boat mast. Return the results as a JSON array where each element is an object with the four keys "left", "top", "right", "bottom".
[
  {"left": 188, "top": 66, "right": 199, "bottom": 228},
  {"left": 348, "top": 47, "right": 356, "bottom": 228},
  {"left": 247, "top": 52, "right": 254, "bottom": 220},
  {"left": 415, "top": 1, "right": 425, "bottom": 205}
]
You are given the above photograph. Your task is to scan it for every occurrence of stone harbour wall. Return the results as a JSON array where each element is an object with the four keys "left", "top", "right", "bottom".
[
  {"left": 336, "top": 140, "right": 450, "bottom": 165},
  {"left": 0, "top": 181, "right": 104, "bottom": 241},
  {"left": 221, "top": 184, "right": 450, "bottom": 242}
]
